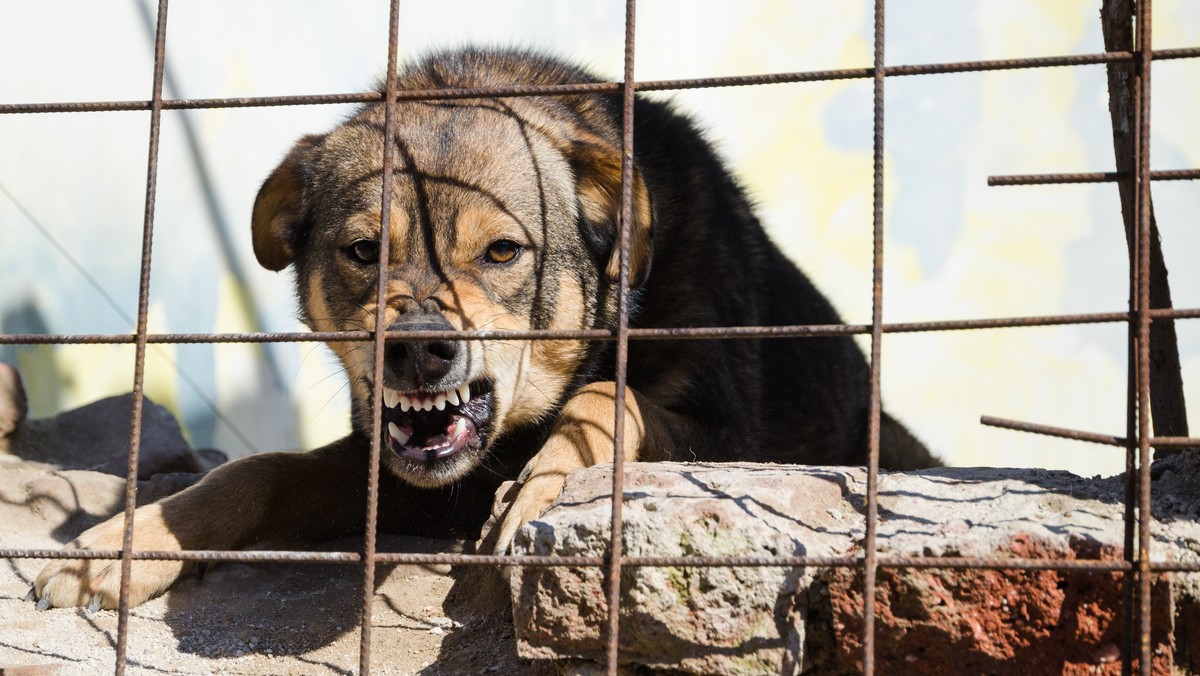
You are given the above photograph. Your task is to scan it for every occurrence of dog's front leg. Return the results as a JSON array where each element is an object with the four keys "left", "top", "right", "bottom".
[
  {"left": 33, "top": 435, "right": 369, "bottom": 610},
  {"left": 490, "top": 381, "right": 647, "bottom": 553}
]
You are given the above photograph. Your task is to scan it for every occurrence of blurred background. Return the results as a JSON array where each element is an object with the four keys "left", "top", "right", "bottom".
[{"left": 1, "top": 0, "right": 1197, "bottom": 476}]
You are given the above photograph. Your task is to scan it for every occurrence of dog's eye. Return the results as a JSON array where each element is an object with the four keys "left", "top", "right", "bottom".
[
  {"left": 484, "top": 239, "right": 522, "bottom": 265},
  {"left": 345, "top": 239, "right": 380, "bottom": 265}
]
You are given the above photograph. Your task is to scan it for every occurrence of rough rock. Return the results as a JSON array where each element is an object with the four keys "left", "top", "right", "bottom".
[
  {"left": 0, "top": 362, "right": 223, "bottom": 479},
  {"left": 510, "top": 458, "right": 1200, "bottom": 674},
  {"left": 511, "top": 463, "right": 855, "bottom": 674}
]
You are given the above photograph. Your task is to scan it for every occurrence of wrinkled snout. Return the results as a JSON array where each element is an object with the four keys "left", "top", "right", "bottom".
[{"left": 383, "top": 312, "right": 468, "bottom": 392}]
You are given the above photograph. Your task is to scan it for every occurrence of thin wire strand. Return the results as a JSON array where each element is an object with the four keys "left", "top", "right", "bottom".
[{"left": 0, "top": 180, "right": 261, "bottom": 452}]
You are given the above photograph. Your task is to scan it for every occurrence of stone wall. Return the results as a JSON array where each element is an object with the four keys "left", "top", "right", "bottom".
[{"left": 510, "top": 457, "right": 1200, "bottom": 674}]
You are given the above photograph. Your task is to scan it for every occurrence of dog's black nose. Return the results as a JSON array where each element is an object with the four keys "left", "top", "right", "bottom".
[{"left": 384, "top": 313, "right": 464, "bottom": 390}]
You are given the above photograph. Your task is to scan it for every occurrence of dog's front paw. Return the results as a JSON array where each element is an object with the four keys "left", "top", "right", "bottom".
[
  {"left": 490, "top": 465, "right": 568, "bottom": 555},
  {"left": 33, "top": 505, "right": 186, "bottom": 611}
]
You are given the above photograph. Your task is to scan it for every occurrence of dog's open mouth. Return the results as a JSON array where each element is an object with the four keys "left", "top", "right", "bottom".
[{"left": 380, "top": 381, "right": 493, "bottom": 464}]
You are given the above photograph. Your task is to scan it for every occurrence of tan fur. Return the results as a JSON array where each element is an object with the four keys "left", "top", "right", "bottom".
[
  {"left": 36, "top": 442, "right": 374, "bottom": 608},
  {"left": 571, "top": 142, "right": 654, "bottom": 287},
  {"left": 491, "top": 382, "right": 643, "bottom": 551},
  {"left": 516, "top": 273, "right": 587, "bottom": 423},
  {"left": 35, "top": 504, "right": 187, "bottom": 609},
  {"left": 251, "top": 135, "right": 321, "bottom": 271}
]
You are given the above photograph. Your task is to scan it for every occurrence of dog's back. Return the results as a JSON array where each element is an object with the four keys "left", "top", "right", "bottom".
[{"left": 628, "top": 95, "right": 936, "bottom": 470}]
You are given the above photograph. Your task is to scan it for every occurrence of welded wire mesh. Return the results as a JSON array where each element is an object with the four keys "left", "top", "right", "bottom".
[{"left": 1, "top": 1, "right": 1198, "bottom": 674}]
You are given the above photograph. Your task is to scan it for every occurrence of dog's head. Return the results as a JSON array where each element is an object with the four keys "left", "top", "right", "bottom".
[{"left": 250, "top": 95, "right": 652, "bottom": 487}]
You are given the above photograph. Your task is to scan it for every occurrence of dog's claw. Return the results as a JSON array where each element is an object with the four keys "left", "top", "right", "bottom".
[
  {"left": 87, "top": 594, "right": 102, "bottom": 614},
  {"left": 24, "top": 586, "right": 36, "bottom": 603},
  {"left": 35, "top": 596, "right": 50, "bottom": 611}
]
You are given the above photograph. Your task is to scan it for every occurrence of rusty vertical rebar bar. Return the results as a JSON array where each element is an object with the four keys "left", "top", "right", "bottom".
[
  {"left": 1134, "top": 0, "right": 1155, "bottom": 672},
  {"left": 1128, "top": 0, "right": 1156, "bottom": 672},
  {"left": 358, "top": 1, "right": 402, "bottom": 673},
  {"left": 861, "top": 0, "right": 887, "bottom": 673},
  {"left": 605, "top": 1, "right": 638, "bottom": 671},
  {"left": 112, "top": 1, "right": 169, "bottom": 673}
]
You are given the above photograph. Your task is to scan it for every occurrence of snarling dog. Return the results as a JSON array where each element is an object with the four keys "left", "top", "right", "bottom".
[{"left": 33, "top": 48, "right": 938, "bottom": 609}]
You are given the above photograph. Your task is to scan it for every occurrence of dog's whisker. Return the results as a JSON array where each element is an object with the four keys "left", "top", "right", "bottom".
[{"left": 307, "top": 381, "right": 352, "bottom": 425}]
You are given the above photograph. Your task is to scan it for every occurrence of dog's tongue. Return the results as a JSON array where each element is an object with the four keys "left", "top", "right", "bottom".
[{"left": 387, "top": 412, "right": 474, "bottom": 461}]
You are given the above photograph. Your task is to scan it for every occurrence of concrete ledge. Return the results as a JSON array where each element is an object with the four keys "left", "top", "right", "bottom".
[{"left": 510, "top": 457, "right": 1200, "bottom": 674}]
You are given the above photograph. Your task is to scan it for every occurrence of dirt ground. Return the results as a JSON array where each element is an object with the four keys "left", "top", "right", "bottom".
[{"left": 0, "top": 458, "right": 543, "bottom": 675}]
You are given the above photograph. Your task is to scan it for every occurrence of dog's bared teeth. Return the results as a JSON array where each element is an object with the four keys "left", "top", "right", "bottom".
[
  {"left": 388, "top": 422, "right": 411, "bottom": 445},
  {"left": 394, "top": 388, "right": 466, "bottom": 413},
  {"left": 383, "top": 388, "right": 400, "bottom": 409},
  {"left": 452, "top": 417, "right": 467, "bottom": 439}
]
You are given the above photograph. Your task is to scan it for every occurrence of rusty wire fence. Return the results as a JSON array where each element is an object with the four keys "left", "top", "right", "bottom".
[{"left": 2, "top": 0, "right": 1200, "bottom": 674}]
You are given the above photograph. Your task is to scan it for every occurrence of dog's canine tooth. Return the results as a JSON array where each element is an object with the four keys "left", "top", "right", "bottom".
[
  {"left": 453, "top": 417, "right": 467, "bottom": 438},
  {"left": 388, "top": 422, "right": 411, "bottom": 445},
  {"left": 457, "top": 383, "right": 471, "bottom": 405},
  {"left": 434, "top": 393, "right": 447, "bottom": 411},
  {"left": 446, "top": 388, "right": 461, "bottom": 407},
  {"left": 383, "top": 388, "right": 400, "bottom": 409}
]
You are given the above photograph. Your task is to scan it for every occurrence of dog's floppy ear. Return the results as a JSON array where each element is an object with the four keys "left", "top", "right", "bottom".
[
  {"left": 569, "top": 140, "right": 654, "bottom": 288},
  {"left": 251, "top": 134, "right": 323, "bottom": 271}
]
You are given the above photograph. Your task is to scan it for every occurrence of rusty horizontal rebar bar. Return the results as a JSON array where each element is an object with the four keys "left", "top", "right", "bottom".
[
  {"left": 3, "top": 307, "right": 1197, "bottom": 346},
  {"left": 0, "top": 549, "right": 363, "bottom": 562},
  {"left": 982, "top": 415, "right": 1129, "bottom": 446},
  {"left": 4, "top": 47, "right": 1197, "bottom": 116},
  {"left": 981, "top": 415, "right": 1200, "bottom": 448},
  {"left": 989, "top": 168, "right": 1200, "bottom": 186},
  {"left": 11, "top": 549, "right": 1196, "bottom": 572}
]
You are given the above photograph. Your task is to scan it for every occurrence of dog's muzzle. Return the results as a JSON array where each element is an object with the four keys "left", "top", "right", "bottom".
[
  {"left": 377, "top": 311, "right": 493, "bottom": 474},
  {"left": 383, "top": 312, "right": 467, "bottom": 393}
]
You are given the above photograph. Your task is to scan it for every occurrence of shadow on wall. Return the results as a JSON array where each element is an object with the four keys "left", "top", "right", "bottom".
[{"left": 2, "top": 300, "right": 63, "bottom": 418}]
